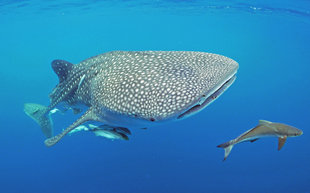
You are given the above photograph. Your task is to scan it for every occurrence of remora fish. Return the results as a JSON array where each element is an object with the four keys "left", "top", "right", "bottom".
[
  {"left": 88, "top": 124, "right": 129, "bottom": 140},
  {"left": 217, "top": 120, "right": 303, "bottom": 161},
  {"left": 24, "top": 51, "right": 238, "bottom": 146},
  {"left": 69, "top": 124, "right": 129, "bottom": 140},
  {"left": 68, "top": 125, "right": 89, "bottom": 135},
  {"left": 95, "top": 125, "right": 132, "bottom": 135}
]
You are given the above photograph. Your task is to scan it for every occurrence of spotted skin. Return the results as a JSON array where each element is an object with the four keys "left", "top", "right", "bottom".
[{"left": 44, "top": 51, "right": 238, "bottom": 147}]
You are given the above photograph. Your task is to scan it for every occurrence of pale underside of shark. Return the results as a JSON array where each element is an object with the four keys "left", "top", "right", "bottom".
[{"left": 24, "top": 51, "right": 239, "bottom": 147}]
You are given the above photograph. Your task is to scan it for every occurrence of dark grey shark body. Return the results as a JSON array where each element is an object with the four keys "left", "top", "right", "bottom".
[{"left": 25, "top": 51, "right": 239, "bottom": 146}]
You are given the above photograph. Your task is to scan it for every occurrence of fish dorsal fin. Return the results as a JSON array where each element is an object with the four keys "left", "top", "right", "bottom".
[
  {"left": 258, "top": 120, "right": 272, "bottom": 126},
  {"left": 51, "top": 59, "right": 74, "bottom": 83},
  {"left": 278, "top": 136, "right": 287, "bottom": 150}
]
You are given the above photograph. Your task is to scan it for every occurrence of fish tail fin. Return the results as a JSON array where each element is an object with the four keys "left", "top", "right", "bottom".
[
  {"left": 118, "top": 132, "right": 129, "bottom": 140},
  {"left": 24, "top": 103, "right": 53, "bottom": 138},
  {"left": 217, "top": 140, "right": 235, "bottom": 161}
]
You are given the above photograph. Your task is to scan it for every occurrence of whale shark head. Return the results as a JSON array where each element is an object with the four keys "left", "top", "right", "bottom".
[{"left": 90, "top": 51, "right": 239, "bottom": 126}]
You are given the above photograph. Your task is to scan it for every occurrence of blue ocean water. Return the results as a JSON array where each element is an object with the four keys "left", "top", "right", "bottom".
[{"left": 1, "top": 1, "right": 310, "bottom": 192}]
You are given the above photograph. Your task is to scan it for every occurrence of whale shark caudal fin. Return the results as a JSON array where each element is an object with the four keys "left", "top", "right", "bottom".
[
  {"left": 24, "top": 103, "right": 53, "bottom": 138},
  {"left": 217, "top": 141, "right": 235, "bottom": 161},
  {"left": 44, "top": 108, "right": 98, "bottom": 147}
]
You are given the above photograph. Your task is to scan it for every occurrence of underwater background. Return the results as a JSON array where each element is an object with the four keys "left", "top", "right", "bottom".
[{"left": 1, "top": 0, "right": 310, "bottom": 193}]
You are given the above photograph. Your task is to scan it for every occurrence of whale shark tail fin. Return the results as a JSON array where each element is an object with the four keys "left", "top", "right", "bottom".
[
  {"left": 24, "top": 103, "right": 53, "bottom": 138},
  {"left": 217, "top": 140, "right": 235, "bottom": 161}
]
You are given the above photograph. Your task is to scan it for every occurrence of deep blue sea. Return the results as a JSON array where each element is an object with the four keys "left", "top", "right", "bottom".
[{"left": 1, "top": 1, "right": 310, "bottom": 193}]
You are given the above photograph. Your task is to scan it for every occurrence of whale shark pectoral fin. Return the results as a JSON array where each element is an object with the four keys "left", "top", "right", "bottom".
[
  {"left": 278, "top": 136, "right": 287, "bottom": 151},
  {"left": 44, "top": 107, "right": 100, "bottom": 147},
  {"left": 51, "top": 60, "right": 74, "bottom": 83}
]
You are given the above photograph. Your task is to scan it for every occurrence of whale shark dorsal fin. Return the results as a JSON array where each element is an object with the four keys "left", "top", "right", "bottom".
[
  {"left": 258, "top": 120, "right": 272, "bottom": 126},
  {"left": 51, "top": 59, "right": 74, "bottom": 83}
]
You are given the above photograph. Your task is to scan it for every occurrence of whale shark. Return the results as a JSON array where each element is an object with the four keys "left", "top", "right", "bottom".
[{"left": 24, "top": 51, "right": 239, "bottom": 147}]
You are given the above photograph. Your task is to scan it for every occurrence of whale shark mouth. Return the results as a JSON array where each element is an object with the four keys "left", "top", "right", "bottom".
[{"left": 177, "top": 75, "right": 236, "bottom": 119}]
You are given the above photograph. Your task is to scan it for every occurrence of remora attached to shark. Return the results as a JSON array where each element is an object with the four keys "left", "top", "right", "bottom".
[
  {"left": 217, "top": 120, "right": 303, "bottom": 161},
  {"left": 24, "top": 51, "right": 239, "bottom": 147},
  {"left": 69, "top": 124, "right": 130, "bottom": 140}
]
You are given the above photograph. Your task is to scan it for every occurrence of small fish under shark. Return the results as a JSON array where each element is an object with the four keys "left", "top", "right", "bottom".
[
  {"left": 69, "top": 124, "right": 131, "bottom": 140},
  {"left": 24, "top": 51, "right": 239, "bottom": 146},
  {"left": 217, "top": 120, "right": 303, "bottom": 161}
]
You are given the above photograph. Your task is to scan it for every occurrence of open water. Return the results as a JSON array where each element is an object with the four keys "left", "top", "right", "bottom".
[{"left": 1, "top": 1, "right": 310, "bottom": 192}]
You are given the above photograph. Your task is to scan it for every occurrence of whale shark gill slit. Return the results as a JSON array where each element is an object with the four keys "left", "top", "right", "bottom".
[{"left": 177, "top": 75, "right": 236, "bottom": 119}]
